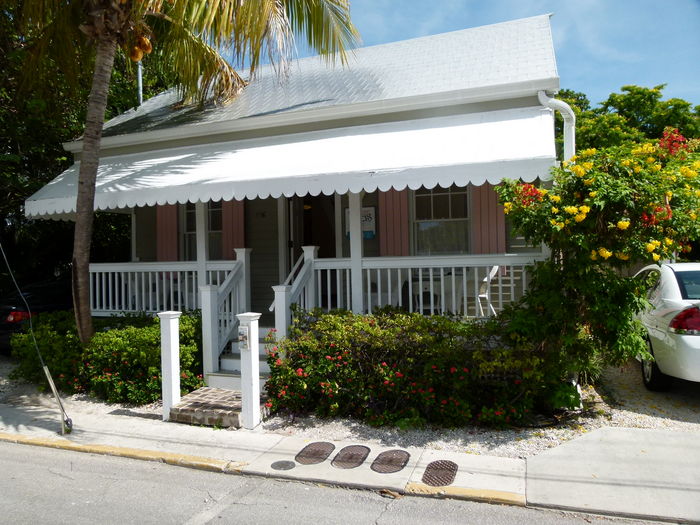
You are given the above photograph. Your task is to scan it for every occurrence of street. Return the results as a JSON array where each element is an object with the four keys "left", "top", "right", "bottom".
[{"left": 0, "top": 442, "right": 658, "bottom": 525}]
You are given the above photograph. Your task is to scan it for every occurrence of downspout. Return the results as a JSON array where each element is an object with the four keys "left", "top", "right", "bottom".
[{"left": 538, "top": 90, "right": 576, "bottom": 161}]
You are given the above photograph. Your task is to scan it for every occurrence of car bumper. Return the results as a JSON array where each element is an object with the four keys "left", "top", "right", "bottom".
[{"left": 663, "top": 333, "right": 700, "bottom": 382}]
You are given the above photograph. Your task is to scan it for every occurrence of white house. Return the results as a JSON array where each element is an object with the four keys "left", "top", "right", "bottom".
[{"left": 25, "top": 15, "right": 574, "bottom": 387}]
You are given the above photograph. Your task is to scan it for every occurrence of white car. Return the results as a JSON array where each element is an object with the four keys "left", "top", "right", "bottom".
[{"left": 635, "top": 263, "right": 700, "bottom": 390}]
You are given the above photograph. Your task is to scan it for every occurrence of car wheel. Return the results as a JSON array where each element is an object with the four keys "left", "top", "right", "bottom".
[{"left": 641, "top": 339, "right": 671, "bottom": 391}]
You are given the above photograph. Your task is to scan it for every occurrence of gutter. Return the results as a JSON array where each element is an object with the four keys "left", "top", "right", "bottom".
[
  {"left": 62, "top": 79, "right": 559, "bottom": 155},
  {"left": 538, "top": 90, "right": 576, "bottom": 161}
]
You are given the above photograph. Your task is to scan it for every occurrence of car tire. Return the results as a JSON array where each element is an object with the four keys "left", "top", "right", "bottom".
[{"left": 641, "top": 339, "right": 671, "bottom": 391}]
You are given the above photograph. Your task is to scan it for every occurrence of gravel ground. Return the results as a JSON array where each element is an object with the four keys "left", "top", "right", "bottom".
[{"left": 2, "top": 354, "right": 698, "bottom": 459}]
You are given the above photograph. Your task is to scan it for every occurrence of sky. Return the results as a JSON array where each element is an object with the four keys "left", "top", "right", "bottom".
[{"left": 342, "top": 0, "right": 700, "bottom": 107}]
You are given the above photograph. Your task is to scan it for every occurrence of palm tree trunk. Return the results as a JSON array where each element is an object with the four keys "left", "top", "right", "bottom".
[{"left": 73, "top": 37, "right": 117, "bottom": 344}]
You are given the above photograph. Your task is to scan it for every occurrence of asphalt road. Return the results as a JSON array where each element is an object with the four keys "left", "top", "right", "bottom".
[{"left": 0, "top": 442, "right": 660, "bottom": 525}]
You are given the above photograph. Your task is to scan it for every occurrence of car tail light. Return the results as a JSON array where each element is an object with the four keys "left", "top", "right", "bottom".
[
  {"left": 5, "top": 310, "right": 32, "bottom": 323},
  {"left": 669, "top": 307, "right": 700, "bottom": 335}
]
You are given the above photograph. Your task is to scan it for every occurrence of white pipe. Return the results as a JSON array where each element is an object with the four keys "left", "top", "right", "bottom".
[
  {"left": 538, "top": 90, "right": 576, "bottom": 161},
  {"left": 137, "top": 61, "right": 143, "bottom": 106}
]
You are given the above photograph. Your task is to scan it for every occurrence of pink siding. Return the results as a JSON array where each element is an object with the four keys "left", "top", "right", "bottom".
[
  {"left": 223, "top": 199, "right": 245, "bottom": 259},
  {"left": 378, "top": 189, "right": 409, "bottom": 256},
  {"left": 471, "top": 183, "right": 506, "bottom": 254},
  {"left": 156, "top": 204, "right": 179, "bottom": 261}
]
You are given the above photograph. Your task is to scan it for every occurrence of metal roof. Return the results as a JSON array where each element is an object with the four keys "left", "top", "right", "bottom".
[{"left": 100, "top": 15, "right": 558, "bottom": 140}]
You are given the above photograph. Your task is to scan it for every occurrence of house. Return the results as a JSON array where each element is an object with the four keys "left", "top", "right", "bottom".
[{"left": 25, "top": 15, "right": 574, "bottom": 388}]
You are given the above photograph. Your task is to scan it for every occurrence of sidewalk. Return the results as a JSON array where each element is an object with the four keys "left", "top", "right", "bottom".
[{"left": 1, "top": 393, "right": 699, "bottom": 522}]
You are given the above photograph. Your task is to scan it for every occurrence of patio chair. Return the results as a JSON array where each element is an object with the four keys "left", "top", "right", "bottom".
[{"left": 477, "top": 265, "right": 499, "bottom": 317}]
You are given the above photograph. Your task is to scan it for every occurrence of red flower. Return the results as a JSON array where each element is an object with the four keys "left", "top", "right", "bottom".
[
  {"left": 275, "top": 358, "right": 283, "bottom": 366},
  {"left": 395, "top": 372, "right": 404, "bottom": 378},
  {"left": 265, "top": 402, "right": 272, "bottom": 408},
  {"left": 449, "top": 366, "right": 457, "bottom": 374},
  {"left": 296, "top": 368, "right": 304, "bottom": 377}
]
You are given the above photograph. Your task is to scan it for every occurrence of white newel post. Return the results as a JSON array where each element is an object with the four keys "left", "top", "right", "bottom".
[
  {"left": 200, "top": 285, "right": 218, "bottom": 379},
  {"left": 272, "top": 285, "right": 291, "bottom": 339},
  {"left": 234, "top": 248, "right": 252, "bottom": 312},
  {"left": 158, "top": 311, "right": 182, "bottom": 421},
  {"left": 348, "top": 192, "right": 364, "bottom": 313},
  {"left": 237, "top": 312, "right": 261, "bottom": 429},
  {"left": 302, "top": 246, "right": 318, "bottom": 309}
]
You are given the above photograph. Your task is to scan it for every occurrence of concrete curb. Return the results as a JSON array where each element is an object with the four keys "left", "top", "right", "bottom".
[
  {"left": 0, "top": 431, "right": 246, "bottom": 475},
  {"left": 0, "top": 430, "right": 527, "bottom": 508}
]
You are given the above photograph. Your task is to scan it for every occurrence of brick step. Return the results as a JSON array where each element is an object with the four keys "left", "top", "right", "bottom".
[{"left": 169, "top": 386, "right": 270, "bottom": 428}]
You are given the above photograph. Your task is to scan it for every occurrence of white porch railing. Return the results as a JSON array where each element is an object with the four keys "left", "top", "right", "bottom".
[
  {"left": 89, "top": 260, "right": 240, "bottom": 316},
  {"left": 273, "top": 246, "right": 546, "bottom": 337}
]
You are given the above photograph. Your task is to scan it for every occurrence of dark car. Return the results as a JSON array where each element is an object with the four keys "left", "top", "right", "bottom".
[{"left": 0, "top": 278, "right": 73, "bottom": 353}]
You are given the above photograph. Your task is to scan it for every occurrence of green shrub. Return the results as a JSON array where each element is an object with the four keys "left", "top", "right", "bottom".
[
  {"left": 11, "top": 311, "right": 204, "bottom": 404},
  {"left": 266, "top": 308, "right": 546, "bottom": 428},
  {"left": 10, "top": 310, "right": 83, "bottom": 393}
]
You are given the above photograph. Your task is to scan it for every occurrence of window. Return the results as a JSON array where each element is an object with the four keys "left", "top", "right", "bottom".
[
  {"left": 181, "top": 202, "right": 223, "bottom": 260},
  {"left": 413, "top": 185, "right": 469, "bottom": 255}
]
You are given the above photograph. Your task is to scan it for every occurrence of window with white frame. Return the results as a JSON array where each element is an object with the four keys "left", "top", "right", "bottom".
[
  {"left": 413, "top": 184, "right": 469, "bottom": 255},
  {"left": 181, "top": 202, "right": 223, "bottom": 261}
]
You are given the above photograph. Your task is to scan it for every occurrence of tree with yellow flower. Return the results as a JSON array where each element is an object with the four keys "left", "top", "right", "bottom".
[{"left": 496, "top": 129, "right": 699, "bottom": 384}]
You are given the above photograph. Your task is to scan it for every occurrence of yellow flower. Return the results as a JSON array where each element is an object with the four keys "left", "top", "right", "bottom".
[
  {"left": 571, "top": 165, "right": 586, "bottom": 177},
  {"left": 578, "top": 205, "right": 591, "bottom": 214},
  {"left": 666, "top": 191, "right": 673, "bottom": 198},
  {"left": 633, "top": 165, "right": 642, "bottom": 173},
  {"left": 580, "top": 148, "right": 597, "bottom": 157},
  {"left": 590, "top": 250, "right": 598, "bottom": 260},
  {"left": 503, "top": 202, "right": 513, "bottom": 214},
  {"left": 598, "top": 248, "right": 613, "bottom": 259},
  {"left": 564, "top": 206, "right": 579, "bottom": 215},
  {"left": 617, "top": 220, "right": 630, "bottom": 230},
  {"left": 652, "top": 253, "right": 661, "bottom": 262},
  {"left": 589, "top": 191, "right": 598, "bottom": 197},
  {"left": 551, "top": 207, "right": 559, "bottom": 214},
  {"left": 651, "top": 164, "right": 662, "bottom": 172},
  {"left": 691, "top": 212, "right": 698, "bottom": 220},
  {"left": 549, "top": 195, "right": 561, "bottom": 203},
  {"left": 664, "top": 237, "right": 674, "bottom": 246},
  {"left": 582, "top": 161, "right": 594, "bottom": 170},
  {"left": 615, "top": 252, "right": 630, "bottom": 261},
  {"left": 646, "top": 243, "right": 656, "bottom": 252},
  {"left": 583, "top": 178, "right": 595, "bottom": 186},
  {"left": 621, "top": 159, "right": 632, "bottom": 167},
  {"left": 574, "top": 213, "right": 586, "bottom": 223},
  {"left": 652, "top": 239, "right": 661, "bottom": 247},
  {"left": 646, "top": 157, "right": 656, "bottom": 164}
]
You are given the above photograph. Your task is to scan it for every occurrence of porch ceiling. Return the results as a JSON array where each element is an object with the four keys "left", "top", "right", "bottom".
[{"left": 26, "top": 106, "right": 556, "bottom": 219}]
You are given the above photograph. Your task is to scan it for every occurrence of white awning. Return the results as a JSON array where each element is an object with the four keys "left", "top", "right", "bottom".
[{"left": 25, "top": 106, "right": 556, "bottom": 219}]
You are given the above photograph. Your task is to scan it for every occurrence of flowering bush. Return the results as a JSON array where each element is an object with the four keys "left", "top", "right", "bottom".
[
  {"left": 495, "top": 130, "right": 699, "bottom": 378},
  {"left": 11, "top": 312, "right": 204, "bottom": 404},
  {"left": 266, "top": 308, "right": 548, "bottom": 428}
]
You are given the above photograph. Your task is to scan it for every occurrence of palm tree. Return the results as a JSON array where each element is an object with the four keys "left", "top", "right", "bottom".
[{"left": 19, "top": 0, "right": 359, "bottom": 343}]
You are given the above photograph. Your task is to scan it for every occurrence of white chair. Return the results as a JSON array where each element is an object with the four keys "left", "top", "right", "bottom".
[{"left": 477, "top": 265, "right": 499, "bottom": 317}]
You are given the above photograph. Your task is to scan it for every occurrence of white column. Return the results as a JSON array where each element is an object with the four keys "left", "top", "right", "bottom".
[
  {"left": 237, "top": 312, "right": 262, "bottom": 430},
  {"left": 302, "top": 246, "right": 318, "bottom": 309},
  {"left": 200, "top": 285, "right": 218, "bottom": 379},
  {"left": 195, "top": 202, "right": 208, "bottom": 289},
  {"left": 272, "top": 285, "right": 292, "bottom": 339},
  {"left": 130, "top": 210, "right": 137, "bottom": 261},
  {"left": 158, "top": 311, "right": 182, "bottom": 421},
  {"left": 234, "top": 248, "right": 252, "bottom": 312},
  {"left": 277, "top": 197, "right": 289, "bottom": 282},
  {"left": 334, "top": 193, "right": 343, "bottom": 258},
  {"left": 348, "top": 192, "right": 364, "bottom": 313}
]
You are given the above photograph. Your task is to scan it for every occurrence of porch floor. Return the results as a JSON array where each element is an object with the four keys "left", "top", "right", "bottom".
[{"left": 169, "top": 387, "right": 269, "bottom": 428}]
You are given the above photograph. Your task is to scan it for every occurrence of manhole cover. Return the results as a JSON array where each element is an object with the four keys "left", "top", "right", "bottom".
[
  {"left": 295, "top": 441, "right": 335, "bottom": 465},
  {"left": 271, "top": 460, "right": 296, "bottom": 471},
  {"left": 370, "top": 450, "right": 410, "bottom": 474},
  {"left": 331, "top": 445, "right": 371, "bottom": 469},
  {"left": 421, "top": 460, "right": 458, "bottom": 487}
]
